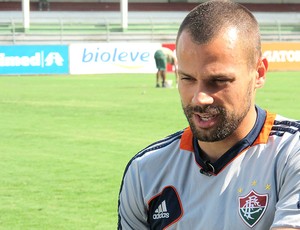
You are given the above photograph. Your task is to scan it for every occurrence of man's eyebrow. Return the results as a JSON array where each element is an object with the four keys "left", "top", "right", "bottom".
[
  {"left": 177, "top": 70, "right": 192, "bottom": 76},
  {"left": 209, "top": 74, "right": 233, "bottom": 78}
]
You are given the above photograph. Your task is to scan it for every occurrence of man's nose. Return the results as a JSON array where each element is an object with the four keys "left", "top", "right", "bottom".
[{"left": 192, "top": 89, "right": 214, "bottom": 105}]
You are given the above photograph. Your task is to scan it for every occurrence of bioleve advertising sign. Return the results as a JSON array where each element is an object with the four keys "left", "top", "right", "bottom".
[
  {"left": 0, "top": 45, "right": 69, "bottom": 75},
  {"left": 69, "top": 43, "right": 162, "bottom": 74}
]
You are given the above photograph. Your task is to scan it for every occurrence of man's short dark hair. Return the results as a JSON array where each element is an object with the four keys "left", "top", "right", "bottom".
[{"left": 176, "top": 0, "right": 261, "bottom": 68}]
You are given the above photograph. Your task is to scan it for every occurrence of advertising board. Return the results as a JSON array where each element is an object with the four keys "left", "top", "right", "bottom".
[
  {"left": 0, "top": 45, "right": 69, "bottom": 75},
  {"left": 262, "top": 42, "right": 300, "bottom": 71},
  {"left": 162, "top": 42, "right": 300, "bottom": 72},
  {"left": 69, "top": 43, "right": 162, "bottom": 74}
]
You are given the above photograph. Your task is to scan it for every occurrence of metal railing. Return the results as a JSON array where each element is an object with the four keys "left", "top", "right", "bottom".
[{"left": 0, "top": 18, "right": 299, "bottom": 44}]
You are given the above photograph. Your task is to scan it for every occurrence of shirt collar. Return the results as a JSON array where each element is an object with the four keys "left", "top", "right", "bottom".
[{"left": 180, "top": 106, "right": 276, "bottom": 175}]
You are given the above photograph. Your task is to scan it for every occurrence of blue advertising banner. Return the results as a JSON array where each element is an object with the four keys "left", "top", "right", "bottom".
[{"left": 0, "top": 45, "right": 69, "bottom": 75}]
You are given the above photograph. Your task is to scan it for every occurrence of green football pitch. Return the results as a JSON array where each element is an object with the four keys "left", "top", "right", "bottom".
[{"left": 0, "top": 72, "right": 299, "bottom": 229}]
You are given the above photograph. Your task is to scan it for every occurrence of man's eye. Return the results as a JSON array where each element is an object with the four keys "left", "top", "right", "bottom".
[
  {"left": 213, "top": 78, "right": 231, "bottom": 84},
  {"left": 215, "top": 79, "right": 227, "bottom": 83},
  {"left": 181, "top": 77, "right": 190, "bottom": 80},
  {"left": 180, "top": 76, "right": 194, "bottom": 81}
]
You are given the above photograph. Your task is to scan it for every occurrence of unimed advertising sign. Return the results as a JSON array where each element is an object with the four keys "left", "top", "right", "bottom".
[
  {"left": 70, "top": 43, "right": 162, "bottom": 74},
  {"left": 0, "top": 45, "right": 69, "bottom": 75},
  {"left": 262, "top": 42, "right": 300, "bottom": 71}
]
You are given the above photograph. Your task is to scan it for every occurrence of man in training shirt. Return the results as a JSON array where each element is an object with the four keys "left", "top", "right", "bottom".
[{"left": 118, "top": 1, "right": 300, "bottom": 229}]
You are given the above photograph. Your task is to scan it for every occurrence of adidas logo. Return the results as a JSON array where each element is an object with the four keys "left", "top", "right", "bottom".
[{"left": 152, "top": 200, "right": 170, "bottom": 219}]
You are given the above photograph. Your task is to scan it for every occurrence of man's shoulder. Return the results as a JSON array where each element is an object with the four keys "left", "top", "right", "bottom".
[
  {"left": 271, "top": 114, "right": 300, "bottom": 138},
  {"left": 267, "top": 114, "right": 300, "bottom": 158},
  {"left": 127, "top": 129, "right": 186, "bottom": 167},
  {"left": 259, "top": 109, "right": 299, "bottom": 142}
]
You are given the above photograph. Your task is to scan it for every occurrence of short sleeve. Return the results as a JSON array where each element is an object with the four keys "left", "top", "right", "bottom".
[
  {"left": 118, "top": 160, "right": 149, "bottom": 230},
  {"left": 271, "top": 139, "right": 300, "bottom": 228}
]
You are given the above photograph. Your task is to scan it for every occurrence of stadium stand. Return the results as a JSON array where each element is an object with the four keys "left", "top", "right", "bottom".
[
  {"left": 0, "top": 2, "right": 299, "bottom": 44},
  {"left": 1, "top": 1, "right": 300, "bottom": 12}
]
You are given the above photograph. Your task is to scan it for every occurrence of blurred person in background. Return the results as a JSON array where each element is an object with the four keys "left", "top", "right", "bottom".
[
  {"left": 118, "top": 1, "right": 300, "bottom": 229},
  {"left": 39, "top": 0, "right": 49, "bottom": 11},
  {"left": 154, "top": 47, "right": 178, "bottom": 88}
]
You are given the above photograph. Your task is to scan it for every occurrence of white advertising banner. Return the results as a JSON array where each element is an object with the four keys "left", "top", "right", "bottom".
[{"left": 70, "top": 43, "right": 162, "bottom": 74}]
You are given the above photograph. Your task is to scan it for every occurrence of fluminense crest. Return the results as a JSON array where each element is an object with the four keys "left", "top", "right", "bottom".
[{"left": 238, "top": 190, "right": 269, "bottom": 228}]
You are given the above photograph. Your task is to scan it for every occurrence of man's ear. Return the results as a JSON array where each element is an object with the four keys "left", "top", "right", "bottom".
[{"left": 255, "top": 57, "right": 268, "bottom": 89}]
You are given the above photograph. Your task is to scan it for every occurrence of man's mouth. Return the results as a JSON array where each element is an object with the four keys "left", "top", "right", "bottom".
[
  {"left": 198, "top": 113, "right": 217, "bottom": 121},
  {"left": 193, "top": 113, "right": 219, "bottom": 128}
]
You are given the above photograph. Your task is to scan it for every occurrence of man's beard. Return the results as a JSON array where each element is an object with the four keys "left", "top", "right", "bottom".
[{"left": 183, "top": 103, "right": 251, "bottom": 142}]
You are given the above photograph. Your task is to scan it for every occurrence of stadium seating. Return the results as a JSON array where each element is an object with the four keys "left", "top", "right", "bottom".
[{"left": 0, "top": 2, "right": 299, "bottom": 44}]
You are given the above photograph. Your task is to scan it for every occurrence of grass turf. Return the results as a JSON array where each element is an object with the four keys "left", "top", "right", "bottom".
[{"left": 0, "top": 72, "right": 299, "bottom": 229}]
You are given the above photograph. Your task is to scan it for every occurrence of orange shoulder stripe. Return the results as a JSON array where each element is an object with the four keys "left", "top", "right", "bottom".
[
  {"left": 180, "top": 127, "right": 194, "bottom": 152},
  {"left": 253, "top": 110, "right": 276, "bottom": 145}
]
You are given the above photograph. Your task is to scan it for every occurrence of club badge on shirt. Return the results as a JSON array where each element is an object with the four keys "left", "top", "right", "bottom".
[{"left": 238, "top": 190, "right": 269, "bottom": 228}]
